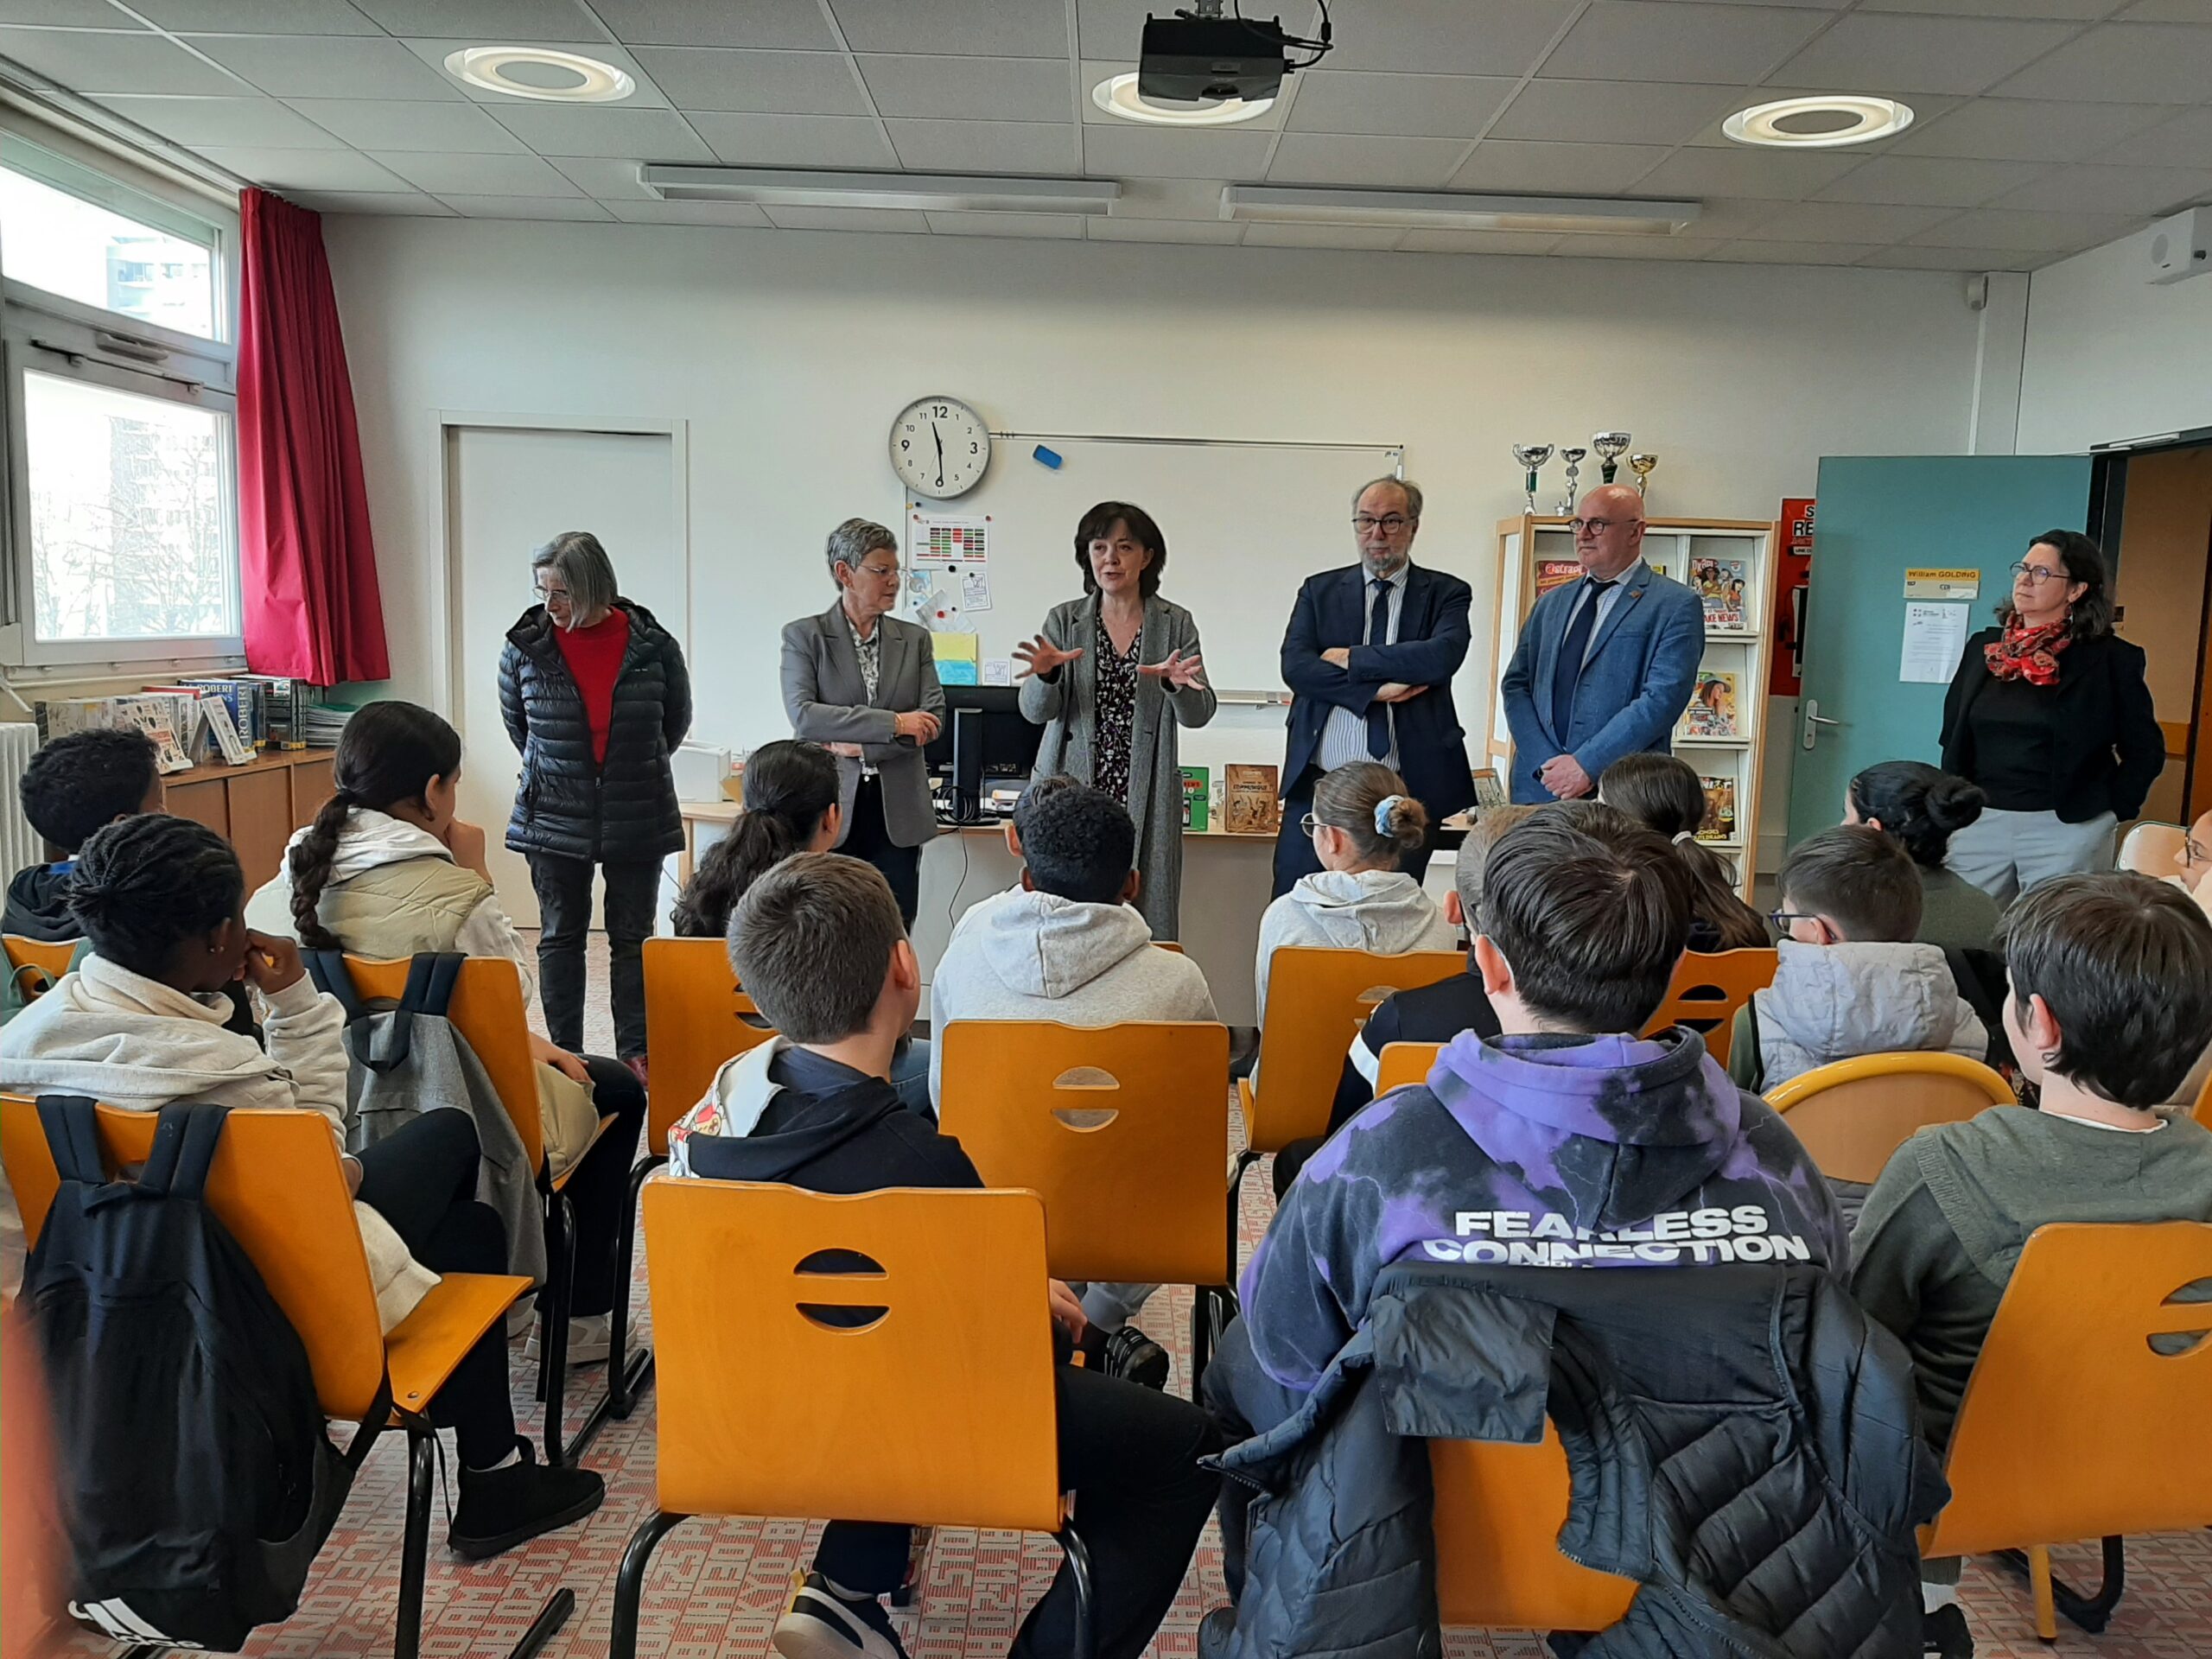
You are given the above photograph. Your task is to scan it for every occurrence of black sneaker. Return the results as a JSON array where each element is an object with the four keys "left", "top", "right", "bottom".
[
  {"left": 1101, "top": 1324, "right": 1171, "bottom": 1390},
  {"left": 774, "top": 1573, "right": 912, "bottom": 1659},
  {"left": 1923, "top": 1604, "right": 1974, "bottom": 1658},
  {"left": 1198, "top": 1605, "right": 1236, "bottom": 1659},
  {"left": 448, "top": 1440, "right": 605, "bottom": 1560}
]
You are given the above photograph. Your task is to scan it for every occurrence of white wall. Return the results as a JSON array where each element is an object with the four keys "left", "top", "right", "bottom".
[
  {"left": 326, "top": 218, "right": 1988, "bottom": 830},
  {"left": 2019, "top": 224, "right": 2212, "bottom": 454}
]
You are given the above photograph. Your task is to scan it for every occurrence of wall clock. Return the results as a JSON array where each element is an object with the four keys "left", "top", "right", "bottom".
[{"left": 891, "top": 396, "right": 990, "bottom": 499}]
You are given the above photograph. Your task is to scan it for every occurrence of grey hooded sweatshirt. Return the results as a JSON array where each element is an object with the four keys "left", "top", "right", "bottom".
[{"left": 1731, "top": 939, "right": 1989, "bottom": 1096}]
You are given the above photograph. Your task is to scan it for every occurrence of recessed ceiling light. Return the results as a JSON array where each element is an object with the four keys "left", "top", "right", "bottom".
[
  {"left": 1725, "top": 95, "right": 1912, "bottom": 149},
  {"left": 443, "top": 46, "right": 635, "bottom": 103},
  {"left": 1091, "top": 72, "right": 1271, "bottom": 127}
]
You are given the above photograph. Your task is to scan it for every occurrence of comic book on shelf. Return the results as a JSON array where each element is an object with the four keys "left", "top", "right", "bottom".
[
  {"left": 1697, "top": 778, "right": 1738, "bottom": 844},
  {"left": 1681, "top": 671, "right": 1738, "bottom": 739},
  {"left": 1535, "top": 558, "right": 1582, "bottom": 597},
  {"left": 1223, "top": 765, "right": 1280, "bottom": 835},
  {"left": 1689, "top": 556, "right": 1749, "bottom": 630}
]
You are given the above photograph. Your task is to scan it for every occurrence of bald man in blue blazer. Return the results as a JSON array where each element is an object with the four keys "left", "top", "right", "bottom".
[{"left": 1501, "top": 485, "right": 1706, "bottom": 805}]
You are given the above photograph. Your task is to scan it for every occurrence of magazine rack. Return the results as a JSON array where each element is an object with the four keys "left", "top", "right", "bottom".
[{"left": 1478, "top": 514, "right": 1779, "bottom": 898}]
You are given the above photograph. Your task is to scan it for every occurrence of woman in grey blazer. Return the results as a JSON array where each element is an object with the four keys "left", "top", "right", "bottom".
[
  {"left": 1014, "top": 501, "right": 1216, "bottom": 939},
  {"left": 779, "top": 518, "right": 945, "bottom": 925}
]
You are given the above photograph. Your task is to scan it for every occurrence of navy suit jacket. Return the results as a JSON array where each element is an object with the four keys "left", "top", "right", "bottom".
[
  {"left": 1280, "top": 562, "right": 1476, "bottom": 822},
  {"left": 1499, "top": 560, "right": 1706, "bottom": 804}
]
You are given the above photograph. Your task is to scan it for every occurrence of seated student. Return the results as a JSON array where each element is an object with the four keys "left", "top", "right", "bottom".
[
  {"left": 1253, "top": 760, "right": 1456, "bottom": 1033},
  {"left": 1729, "top": 825, "right": 1988, "bottom": 1097},
  {"left": 1853, "top": 874, "right": 2212, "bottom": 1655},
  {"left": 1846, "top": 760, "right": 2001, "bottom": 955},
  {"left": 930, "top": 777, "right": 1217, "bottom": 1375},
  {"left": 2, "top": 814, "right": 602, "bottom": 1555},
  {"left": 245, "top": 699, "right": 647, "bottom": 1367},
  {"left": 4, "top": 728, "right": 163, "bottom": 942},
  {"left": 1597, "top": 752, "right": 1770, "bottom": 950},
  {"left": 664, "top": 853, "right": 1220, "bottom": 1659}
]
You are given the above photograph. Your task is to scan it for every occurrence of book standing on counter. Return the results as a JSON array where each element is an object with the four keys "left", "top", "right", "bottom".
[
  {"left": 1180, "top": 766, "right": 1209, "bottom": 831},
  {"left": 1224, "top": 764, "right": 1281, "bottom": 836}
]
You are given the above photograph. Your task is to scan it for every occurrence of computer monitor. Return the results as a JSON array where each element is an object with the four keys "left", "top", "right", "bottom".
[{"left": 925, "top": 685, "right": 1043, "bottom": 823}]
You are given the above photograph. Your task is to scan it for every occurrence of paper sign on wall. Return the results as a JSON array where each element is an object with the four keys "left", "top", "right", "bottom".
[
  {"left": 909, "top": 509, "right": 992, "bottom": 626},
  {"left": 982, "top": 659, "right": 1013, "bottom": 687},
  {"left": 1904, "top": 568, "right": 1980, "bottom": 601},
  {"left": 935, "top": 630, "right": 981, "bottom": 684},
  {"left": 1899, "top": 602, "right": 1970, "bottom": 683}
]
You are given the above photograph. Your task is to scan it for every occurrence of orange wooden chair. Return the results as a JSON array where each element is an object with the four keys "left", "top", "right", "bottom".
[
  {"left": 1432, "top": 1427, "right": 1638, "bottom": 1633},
  {"left": 1640, "top": 949, "right": 1777, "bottom": 1067},
  {"left": 3, "top": 934, "right": 77, "bottom": 982},
  {"left": 1767, "top": 1052, "right": 2013, "bottom": 1185},
  {"left": 1374, "top": 1040, "right": 1445, "bottom": 1096},
  {"left": 0, "top": 1097, "right": 557, "bottom": 1659},
  {"left": 938, "top": 1019, "right": 1234, "bottom": 1388},
  {"left": 610, "top": 1181, "right": 1092, "bottom": 1659},
  {"left": 1921, "top": 1221, "right": 2212, "bottom": 1639}
]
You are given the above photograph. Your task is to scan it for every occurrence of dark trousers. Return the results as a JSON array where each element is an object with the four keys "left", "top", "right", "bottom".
[
  {"left": 1269, "top": 764, "right": 1438, "bottom": 899},
  {"left": 355, "top": 1110, "right": 514, "bottom": 1468},
  {"left": 841, "top": 775, "right": 921, "bottom": 929},
  {"left": 527, "top": 853, "right": 660, "bottom": 1059},
  {"left": 1198, "top": 1316, "right": 1309, "bottom": 1605},
  {"left": 566, "top": 1055, "right": 647, "bottom": 1317},
  {"left": 814, "top": 1364, "right": 1221, "bottom": 1659}
]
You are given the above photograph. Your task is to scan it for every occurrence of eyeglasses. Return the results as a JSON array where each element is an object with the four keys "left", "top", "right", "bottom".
[
  {"left": 1351, "top": 514, "right": 1413, "bottom": 534},
  {"left": 1767, "top": 910, "right": 1815, "bottom": 932},
  {"left": 533, "top": 582, "right": 570, "bottom": 603},
  {"left": 2009, "top": 561, "right": 2068, "bottom": 584},
  {"left": 1569, "top": 518, "right": 1621, "bottom": 536},
  {"left": 856, "top": 562, "right": 904, "bottom": 580},
  {"left": 1300, "top": 812, "right": 1321, "bottom": 838},
  {"left": 2186, "top": 838, "right": 2209, "bottom": 866}
]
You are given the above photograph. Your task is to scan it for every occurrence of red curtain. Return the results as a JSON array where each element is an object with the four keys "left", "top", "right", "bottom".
[{"left": 235, "top": 187, "right": 389, "bottom": 683}]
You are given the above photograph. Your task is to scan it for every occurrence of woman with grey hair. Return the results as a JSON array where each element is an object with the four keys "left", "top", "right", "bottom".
[
  {"left": 779, "top": 518, "right": 944, "bottom": 925},
  {"left": 499, "top": 530, "right": 691, "bottom": 1071}
]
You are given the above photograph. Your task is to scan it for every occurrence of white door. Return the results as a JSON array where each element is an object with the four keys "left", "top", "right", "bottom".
[{"left": 446, "top": 423, "right": 684, "bottom": 925}]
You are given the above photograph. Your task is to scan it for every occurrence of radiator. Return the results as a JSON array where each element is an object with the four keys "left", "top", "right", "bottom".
[{"left": 0, "top": 722, "right": 39, "bottom": 875}]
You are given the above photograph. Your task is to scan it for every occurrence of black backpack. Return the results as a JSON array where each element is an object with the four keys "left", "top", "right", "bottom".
[{"left": 21, "top": 1096, "right": 385, "bottom": 1651}]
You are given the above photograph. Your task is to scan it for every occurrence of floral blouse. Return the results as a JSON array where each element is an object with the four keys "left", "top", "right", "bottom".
[{"left": 1093, "top": 610, "right": 1141, "bottom": 805}]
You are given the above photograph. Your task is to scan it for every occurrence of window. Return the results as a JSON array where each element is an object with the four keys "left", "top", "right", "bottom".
[{"left": 0, "top": 140, "right": 219, "bottom": 341}]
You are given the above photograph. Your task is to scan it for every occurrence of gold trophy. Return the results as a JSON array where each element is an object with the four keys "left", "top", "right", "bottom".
[
  {"left": 1591, "top": 429, "right": 1631, "bottom": 485},
  {"left": 1628, "top": 452, "right": 1657, "bottom": 502},
  {"left": 1510, "top": 443, "right": 1553, "bottom": 516}
]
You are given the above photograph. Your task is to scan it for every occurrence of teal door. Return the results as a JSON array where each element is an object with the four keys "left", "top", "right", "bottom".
[{"left": 1786, "top": 455, "right": 2093, "bottom": 848}]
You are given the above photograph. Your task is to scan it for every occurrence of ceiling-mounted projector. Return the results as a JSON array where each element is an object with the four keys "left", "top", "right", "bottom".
[{"left": 1138, "top": 10, "right": 1295, "bottom": 104}]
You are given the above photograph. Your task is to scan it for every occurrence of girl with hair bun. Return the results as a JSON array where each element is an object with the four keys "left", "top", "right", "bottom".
[
  {"left": 1846, "top": 760, "right": 2002, "bottom": 954},
  {"left": 1599, "top": 753, "right": 1770, "bottom": 952},
  {"left": 1253, "top": 760, "right": 1458, "bottom": 1030}
]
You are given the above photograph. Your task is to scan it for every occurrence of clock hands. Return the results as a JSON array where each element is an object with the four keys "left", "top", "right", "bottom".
[{"left": 932, "top": 423, "right": 944, "bottom": 488}]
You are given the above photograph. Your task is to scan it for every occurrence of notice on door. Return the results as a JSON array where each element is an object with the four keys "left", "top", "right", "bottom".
[
  {"left": 1903, "top": 568, "right": 1980, "bottom": 601},
  {"left": 1900, "top": 602, "right": 1971, "bottom": 683}
]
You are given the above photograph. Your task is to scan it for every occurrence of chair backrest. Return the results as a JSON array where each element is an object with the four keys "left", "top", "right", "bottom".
[
  {"left": 2117, "top": 820, "right": 2185, "bottom": 877},
  {"left": 1249, "top": 948, "right": 1465, "bottom": 1153},
  {"left": 643, "top": 936, "right": 774, "bottom": 1156},
  {"left": 3, "top": 935, "right": 77, "bottom": 981},
  {"left": 1641, "top": 948, "right": 1778, "bottom": 1067},
  {"left": 1154, "top": 940, "right": 1185, "bottom": 954},
  {"left": 938, "top": 1020, "right": 1231, "bottom": 1286},
  {"left": 1375, "top": 1041, "right": 1445, "bottom": 1096},
  {"left": 642, "top": 1178, "right": 1063, "bottom": 1531},
  {"left": 1432, "top": 1427, "right": 1638, "bottom": 1630},
  {"left": 1767, "top": 1052, "right": 2014, "bottom": 1185},
  {"left": 336, "top": 955, "right": 545, "bottom": 1173},
  {"left": 0, "top": 1096, "right": 388, "bottom": 1421},
  {"left": 1923, "top": 1220, "right": 2212, "bottom": 1560}
]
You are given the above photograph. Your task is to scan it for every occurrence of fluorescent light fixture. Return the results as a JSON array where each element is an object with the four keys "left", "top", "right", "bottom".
[
  {"left": 1725, "top": 95, "right": 1913, "bottom": 149},
  {"left": 1091, "top": 72, "right": 1273, "bottom": 127},
  {"left": 444, "top": 45, "right": 635, "bottom": 102},
  {"left": 641, "top": 165, "right": 1121, "bottom": 215},
  {"left": 1222, "top": 185, "right": 1700, "bottom": 237}
]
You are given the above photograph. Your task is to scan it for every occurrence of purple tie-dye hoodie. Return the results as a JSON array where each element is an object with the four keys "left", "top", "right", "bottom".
[{"left": 1240, "top": 1025, "right": 1849, "bottom": 1392}]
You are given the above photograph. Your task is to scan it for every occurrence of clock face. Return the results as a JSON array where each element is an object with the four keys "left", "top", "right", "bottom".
[{"left": 891, "top": 397, "right": 990, "bottom": 499}]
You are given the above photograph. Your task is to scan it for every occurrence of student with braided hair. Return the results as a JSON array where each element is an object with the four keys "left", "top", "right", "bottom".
[
  {"left": 245, "top": 699, "right": 647, "bottom": 1367},
  {"left": 2, "top": 813, "right": 604, "bottom": 1556}
]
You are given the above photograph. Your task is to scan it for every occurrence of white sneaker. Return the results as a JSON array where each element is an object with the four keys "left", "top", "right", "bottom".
[
  {"left": 772, "top": 1575, "right": 910, "bottom": 1659},
  {"left": 524, "top": 1313, "right": 613, "bottom": 1367}
]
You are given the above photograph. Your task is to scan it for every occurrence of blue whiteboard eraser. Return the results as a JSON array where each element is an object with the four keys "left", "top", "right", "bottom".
[{"left": 1033, "top": 444, "right": 1063, "bottom": 469}]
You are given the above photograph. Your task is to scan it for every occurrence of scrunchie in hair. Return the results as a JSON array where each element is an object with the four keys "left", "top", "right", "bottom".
[{"left": 1373, "top": 794, "right": 1408, "bottom": 835}]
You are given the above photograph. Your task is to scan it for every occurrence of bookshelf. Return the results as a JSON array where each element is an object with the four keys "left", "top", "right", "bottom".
[{"left": 1481, "top": 514, "right": 1781, "bottom": 896}]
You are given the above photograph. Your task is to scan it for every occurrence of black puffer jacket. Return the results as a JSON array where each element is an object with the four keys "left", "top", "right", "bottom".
[{"left": 498, "top": 600, "right": 691, "bottom": 863}]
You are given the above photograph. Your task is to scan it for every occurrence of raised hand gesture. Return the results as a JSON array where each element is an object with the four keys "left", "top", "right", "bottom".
[
  {"left": 1137, "top": 648, "right": 1207, "bottom": 691},
  {"left": 1014, "top": 633, "right": 1085, "bottom": 680}
]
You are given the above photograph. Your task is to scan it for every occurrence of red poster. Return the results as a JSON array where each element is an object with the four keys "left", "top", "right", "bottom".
[{"left": 1770, "top": 496, "right": 1815, "bottom": 696}]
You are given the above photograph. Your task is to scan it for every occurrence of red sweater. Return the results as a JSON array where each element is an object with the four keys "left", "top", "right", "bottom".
[{"left": 553, "top": 607, "right": 631, "bottom": 765}]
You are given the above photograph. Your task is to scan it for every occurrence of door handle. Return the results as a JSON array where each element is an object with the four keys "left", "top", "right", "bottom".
[{"left": 1802, "top": 698, "right": 1844, "bottom": 751}]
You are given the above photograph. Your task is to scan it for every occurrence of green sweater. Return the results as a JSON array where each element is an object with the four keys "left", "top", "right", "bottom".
[
  {"left": 1852, "top": 1104, "right": 2212, "bottom": 1452},
  {"left": 1915, "top": 865, "right": 2001, "bottom": 957}
]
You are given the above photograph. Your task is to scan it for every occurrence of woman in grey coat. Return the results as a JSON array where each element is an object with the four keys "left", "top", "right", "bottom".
[{"left": 1014, "top": 500, "right": 1215, "bottom": 939}]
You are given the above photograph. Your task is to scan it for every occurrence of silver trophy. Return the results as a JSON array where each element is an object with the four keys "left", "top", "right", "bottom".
[
  {"left": 1592, "top": 429, "right": 1631, "bottom": 485},
  {"left": 1557, "top": 447, "right": 1586, "bottom": 515},
  {"left": 1510, "top": 443, "right": 1553, "bottom": 516}
]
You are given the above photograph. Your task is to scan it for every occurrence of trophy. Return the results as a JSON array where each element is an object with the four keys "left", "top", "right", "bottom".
[
  {"left": 1510, "top": 443, "right": 1553, "bottom": 516},
  {"left": 1628, "top": 452, "right": 1658, "bottom": 501},
  {"left": 1557, "top": 447, "right": 1586, "bottom": 516},
  {"left": 1592, "top": 429, "right": 1631, "bottom": 485}
]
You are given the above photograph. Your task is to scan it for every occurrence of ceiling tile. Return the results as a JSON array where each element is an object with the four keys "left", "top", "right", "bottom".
[
  {"left": 143, "top": 0, "right": 380, "bottom": 31},
  {"left": 1397, "top": 228, "right": 1564, "bottom": 253},
  {"left": 1081, "top": 125, "right": 1274, "bottom": 181},
  {"left": 2114, "top": 0, "right": 2207, "bottom": 16},
  {"left": 0, "top": 26, "right": 246, "bottom": 94},
  {"left": 1891, "top": 97, "right": 2176, "bottom": 161},
  {"left": 1630, "top": 144, "right": 1863, "bottom": 200},
  {"left": 286, "top": 98, "right": 528, "bottom": 151},
  {"left": 1448, "top": 139, "right": 1669, "bottom": 194},
  {"left": 1812, "top": 156, "right": 2046, "bottom": 206},
  {"left": 884, "top": 118, "right": 1078, "bottom": 173},
  {"left": 760, "top": 204, "right": 931, "bottom": 232},
  {"left": 546, "top": 155, "right": 653, "bottom": 196},
  {"left": 1989, "top": 162, "right": 2212, "bottom": 214},
  {"left": 587, "top": 0, "right": 838, "bottom": 50},
  {"left": 602, "top": 198, "right": 772, "bottom": 225},
  {"left": 371, "top": 149, "right": 584, "bottom": 195},
  {"left": 1860, "top": 243, "right": 2050, "bottom": 269},
  {"left": 1748, "top": 199, "right": 1956, "bottom": 240},
  {"left": 825, "top": 0, "right": 1068, "bottom": 58},
  {"left": 93, "top": 93, "right": 347, "bottom": 148},
  {"left": 194, "top": 34, "right": 459, "bottom": 99},
  {"left": 1709, "top": 240, "right": 1882, "bottom": 263},
  {"left": 862, "top": 54, "right": 1073, "bottom": 124},
  {"left": 1084, "top": 217, "right": 1245, "bottom": 243},
  {"left": 194, "top": 146, "right": 412, "bottom": 190},
  {"left": 1557, "top": 235, "right": 1731, "bottom": 258},
  {"left": 1681, "top": 197, "right": 1792, "bottom": 236},
  {"left": 437, "top": 194, "right": 615, "bottom": 219},
  {"left": 288, "top": 189, "right": 454, "bottom": 215},
  {"left": 1491, "top": 79, "right": 1745, "bottom": 147},
  {"left": 2093, "top": 108, "right": 2212, "bottom": 168},
  {"left": 1240, "top": 223, "right": 1408, "bottom": 248},
  {"left": 688, "top": 111, "right": 899, "bottom": 168},
  {"left": 486, "top": 104, "right": 715, "bottom": 160},
  {"left": 346, "top": 0, "right": 601, "bottom": 34},
  {"left": 1541, "top": 3, "right": 1827, "bottom": 86},
  {"left": 396, "top": 37, "right": 670, "bottom": 106},
  {"left": 1267, "top": 132, "right": 1472, "bottom": 188},
  {"left": 1908, "top": 206, "right": 2139, "bottom": 247},
  {"left": 1861, "top": 0, "right": 2119, "bottom": 13},
  {"left": 2, "top": 1, "right": 143, "bottom": 22},
  {"left": 1770, "top": 13, "right": 2078, "bottom": 94},
  {"left": 1312, "top": 0, "right": 1580, "bottom": 77},
  {"left": 1995, "top": 22, "right": 2212, "bottom": 102},
  {"left": 632, "top": 47, "right": 868, "bottom": 115},
  {"left": 925, "top": 211, "right": 1084, "bottom": 238},
  {"left": 1281, "top": 72, "right": 1516, "bottom": 139}
]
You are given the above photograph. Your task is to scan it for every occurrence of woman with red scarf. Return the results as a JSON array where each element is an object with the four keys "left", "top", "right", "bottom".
[{"left": 1939, "top": 530, "right": 2162, "bottom": 904}]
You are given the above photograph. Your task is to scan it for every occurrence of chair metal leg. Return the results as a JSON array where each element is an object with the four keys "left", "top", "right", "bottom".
[
  {"left": 539, "top": 1192, "right": 577, "bottom": 1465},
  {"left": 2002, "top": 1536, "right": 2126, "bottom": 1637},
  {"left": 1228, "top": 1148, "right": 1259, "bottom": 1278},
  {"left": 506, "top": 1589, "right": 575, "bottom": 1659},
  {"left": 395, "top": 1429, "right": 436, "bottom": 1659},
  {"left": 607, "top": 1153, "right": 666, "bottom": 1420},
  {"left": 1056, "top": 1524, "right": 1097, "bottom": 1659},
  {"left": 611, "top": 1510, "right": 690, "bottom": 1659}
]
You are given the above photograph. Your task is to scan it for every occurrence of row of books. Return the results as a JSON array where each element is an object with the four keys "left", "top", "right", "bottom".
[
  {"left": 35, "top": 676, "right": 340, "bottom": 774},
  {"left": 1177, "top": 764, "right": 1282, "bottom": 835},
  {"left": 1534, "top": 555, "right": 1751, "bottom": 632}
]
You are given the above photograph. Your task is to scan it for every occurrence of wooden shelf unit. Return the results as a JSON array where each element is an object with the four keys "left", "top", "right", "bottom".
[{"left": 158, "top": 748, "right": 336, "bottom": 893}]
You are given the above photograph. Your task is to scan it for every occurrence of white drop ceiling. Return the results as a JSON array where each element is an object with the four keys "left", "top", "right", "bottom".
[{"left": 2, "top": 0, "right": 2209, "bottom": 270}]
